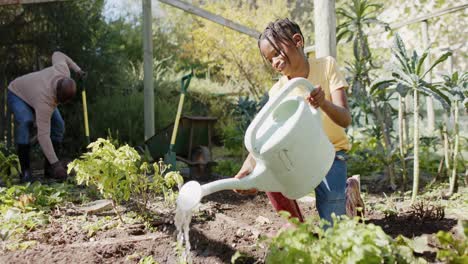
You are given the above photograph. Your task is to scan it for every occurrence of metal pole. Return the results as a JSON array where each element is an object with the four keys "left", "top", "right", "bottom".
[
  {"left": 142, "top": 0, "right": 154, "bottom": 140},
  {"left": 314, "top": 0, "right": 337, "bottom": 58}
]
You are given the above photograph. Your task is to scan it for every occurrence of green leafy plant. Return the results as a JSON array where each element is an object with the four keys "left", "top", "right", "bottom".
[
  {"left": 139, "top": 255, "right": 159, "bottom": 264},
  {"left": 374, "top": 33, "right": 452, "bottom": 203},
  {"left": 436, "top": 71, "right": 468, "bottom": 196},
  {"left": 212, "top": 159, "right": 242, "bottom": 177},
  {"left": 265, "top": 215, "right": 424, "bottom": 264},
  {"left": 375, "top": 193, "right": 399, "bottom": 218},
  {"left": 0, "top": 182, "right": 76, "bottom": 249},
  {"left": 337, "top": 0, "right": 397, "bottom": 190},
  {"left": 68, "top": 138, "right": 183, "bottom": 222},
  {"left": 0, "top": 148, "right": 21, "bottom": 187},
  {"left": 347, "top": 136, "right": 386, "bottom": 178},
  {"left": 436, "top": 220, "right": 467, "bottom": 263}
]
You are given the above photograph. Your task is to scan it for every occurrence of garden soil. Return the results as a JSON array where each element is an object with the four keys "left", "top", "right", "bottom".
[{"left": 0, "top": 182, "right": 460, "bottom": 264}]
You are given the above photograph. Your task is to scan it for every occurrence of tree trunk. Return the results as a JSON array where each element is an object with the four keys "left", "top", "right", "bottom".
[
  {"left": 447, "top": 102, "right": 459, "bottom": 196},
  {"left": 411, "top": 89, "right": 420, "bottom": 203},
  {"left": 398, "top": 95, "right": 407, "bottom": 191}
]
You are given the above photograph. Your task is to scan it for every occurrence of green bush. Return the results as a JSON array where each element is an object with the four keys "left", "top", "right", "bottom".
[
  {"left": 347, "top": 137, "right": 385, "bottom": 178},
  {"left": 436, "top": 221, "right": 468, "bottom": 263},
  {"left": 265, "top": 215, "right": 424, "bottom": 264},
  {"left": 68, "top": 138, "right": 183, "bottom": 218},
  {"left": 0, "top": 146, "right": 20, "bottom": 187},
  {"left": 212, "top": 159, "right": 242, "bottom": 177}
]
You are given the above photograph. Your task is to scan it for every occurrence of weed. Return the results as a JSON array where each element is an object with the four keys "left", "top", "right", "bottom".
[
  {"left": 409, "top": 201, "right": 445, "bottom": 221},
  {"left": 139, "top": 255, "right": 159, "bottom": 264}
]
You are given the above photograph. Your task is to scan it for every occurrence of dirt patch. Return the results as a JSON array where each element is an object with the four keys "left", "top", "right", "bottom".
[{"left": 0, "top": 188, "right": 464, "bottom": 264}]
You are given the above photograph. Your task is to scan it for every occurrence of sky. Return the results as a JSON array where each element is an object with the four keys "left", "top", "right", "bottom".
[{"left": 103, "top": 0, "right": 164, "bottom": 22}]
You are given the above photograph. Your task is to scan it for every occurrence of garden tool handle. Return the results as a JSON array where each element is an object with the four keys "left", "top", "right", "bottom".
[
  {"left": 170, "top": 71, "right": 193, "bottom": 146},
  {"left": 181, "top": 71, "right": 193, "bottom": 94},
  {"left": 244, "top": 77, "right": 315, "bottom": 156},
  {"left": 79, "top": 76, "right": 90, "bottom": 144}
]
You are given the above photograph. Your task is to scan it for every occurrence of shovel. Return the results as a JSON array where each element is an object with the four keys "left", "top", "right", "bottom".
[
  {"left": 80, "top": 74, "right": 90, "bottom": 145},
  {"left": 164, "top": 72, "right": 193, "bottom": 170}
]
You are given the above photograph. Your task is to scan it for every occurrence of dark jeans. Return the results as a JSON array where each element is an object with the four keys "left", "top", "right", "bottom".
[{"left": 7, "top": 90, "right": 64, "bottom": 144}]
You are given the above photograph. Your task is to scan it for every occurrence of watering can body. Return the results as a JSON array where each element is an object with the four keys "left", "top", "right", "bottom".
[{"left": 177, "top": 78, "right": 335, "bottom": 211}]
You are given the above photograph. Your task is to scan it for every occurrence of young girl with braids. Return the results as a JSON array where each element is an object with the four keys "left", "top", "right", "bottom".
[{"left": 234, "top": 18, "right": 352, "bottom": 226}]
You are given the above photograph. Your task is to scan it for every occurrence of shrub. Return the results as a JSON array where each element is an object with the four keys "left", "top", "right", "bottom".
[
  {"left": 265, "top": 215, "right": 424, "bottom": 264},
  {"left": 0, "top": 146, "right": 20, "bottom": 187},
  {"left": 436, "top": 221, "right": 468, "bottom": 263},
  {"left": 212, "top": 159, "right": 242, "bottom": 177},
  {"left": 68, "top": 138, "right": 183, "bottom": 221}
]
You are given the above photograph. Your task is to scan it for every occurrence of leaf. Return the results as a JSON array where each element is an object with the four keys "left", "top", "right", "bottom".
[
  {"left": 395, "top": 83, "right": 411, "bottom": 97},
  {"left": 418, "top": 85, "right": 451, "bottom": 111},
  {"left": 369, "top": 79, "right": 395, "bottom": 95},
  {"left": 415, "top": 47, "right": 429, "bottom": 75},
  {"left": 421, "top": 51, "right": 452, "bottom": 79},
  {"left": 411, "top": 235, "right": 432, "bottom": 253}
]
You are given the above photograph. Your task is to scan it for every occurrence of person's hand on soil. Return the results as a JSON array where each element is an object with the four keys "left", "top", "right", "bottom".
[
  {"left": 306, "top": 85, "right": 325, "bottom": 108},
  {"left": 51, "top": 161, "right": 68, "bottom": 179},
  {"left": 233, "top": 166, "right": 258, "bottom": 195}
]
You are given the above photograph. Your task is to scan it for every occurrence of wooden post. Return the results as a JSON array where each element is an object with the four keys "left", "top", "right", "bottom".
[
  {"left": 0, "top": 0, "right": 69, "bottom": 5},
  {"left": 313, "top": 0, "right": 337, "bottom": 58},
  {"left": 158, "top": 0, "right": 260, "bottom": 38},
  {"left": 142, "top": 0, "right": 155, "bottom": 140},
  {"left": 421, "top": 20, "right": 435, "bottom": 133}
]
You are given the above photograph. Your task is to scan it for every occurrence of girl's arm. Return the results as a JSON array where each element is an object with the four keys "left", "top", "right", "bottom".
[{"left": 307, "top": 86, "right": 351, "bottom": 128}]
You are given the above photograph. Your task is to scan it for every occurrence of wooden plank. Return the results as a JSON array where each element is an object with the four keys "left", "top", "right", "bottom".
[
  {"left": 370, "top": 3, "right": 468, "bottom": 35},
  {"left": 158, "top": 0, "right": 260, "bottom": 39},
  {"left": 0, "top": 0, "right": 69, "bottom": 5}
]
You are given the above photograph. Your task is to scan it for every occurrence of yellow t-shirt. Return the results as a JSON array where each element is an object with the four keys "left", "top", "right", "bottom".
[{"left": 268, "top": 56, "right": 350, "bottom": 151}]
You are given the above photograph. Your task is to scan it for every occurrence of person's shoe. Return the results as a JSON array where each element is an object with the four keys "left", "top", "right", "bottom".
[
  {"left": 17, "top": 144, "right": 34, "bottom": 183},
  {"left": 20, "top": 169, "right": 34, "bottom": 183},
  {"left": 44, "top": 158, "right": 52, "bottom": 178}
]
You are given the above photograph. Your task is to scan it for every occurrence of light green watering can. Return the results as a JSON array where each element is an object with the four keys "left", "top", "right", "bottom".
[{"left": 177, "top": 78, "right": 335, "bottom": 211}]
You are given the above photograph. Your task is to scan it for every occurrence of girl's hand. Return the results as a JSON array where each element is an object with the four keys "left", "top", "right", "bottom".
[
  {"left": 233, "top": 167, "right": 258, "bottom": 195},
  {"left": 306, "top": 85, "right": 325, "bottom": 108}
]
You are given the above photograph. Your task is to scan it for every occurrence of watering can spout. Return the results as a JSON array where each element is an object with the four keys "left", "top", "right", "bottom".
[{"left": 176, "top": 165, "right": 269, "bottom": 211}]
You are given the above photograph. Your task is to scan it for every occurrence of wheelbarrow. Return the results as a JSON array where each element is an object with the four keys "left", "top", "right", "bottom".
[{"left": 144, "top": 115, "right": 218, "bottom": 180}]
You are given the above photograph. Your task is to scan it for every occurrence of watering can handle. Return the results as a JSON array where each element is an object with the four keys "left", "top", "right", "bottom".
[{"left": 244, "top": 77, "right": 315, "bottom": 156}]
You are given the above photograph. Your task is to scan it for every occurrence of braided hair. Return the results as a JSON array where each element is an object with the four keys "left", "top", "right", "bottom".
[{"left": 258, "top": 18, "right": 305, "bottom": 62}]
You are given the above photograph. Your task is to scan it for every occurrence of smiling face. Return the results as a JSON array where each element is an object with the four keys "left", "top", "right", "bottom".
[{"left": 259, "top": 34, "right": 306, "bottom": 78}]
